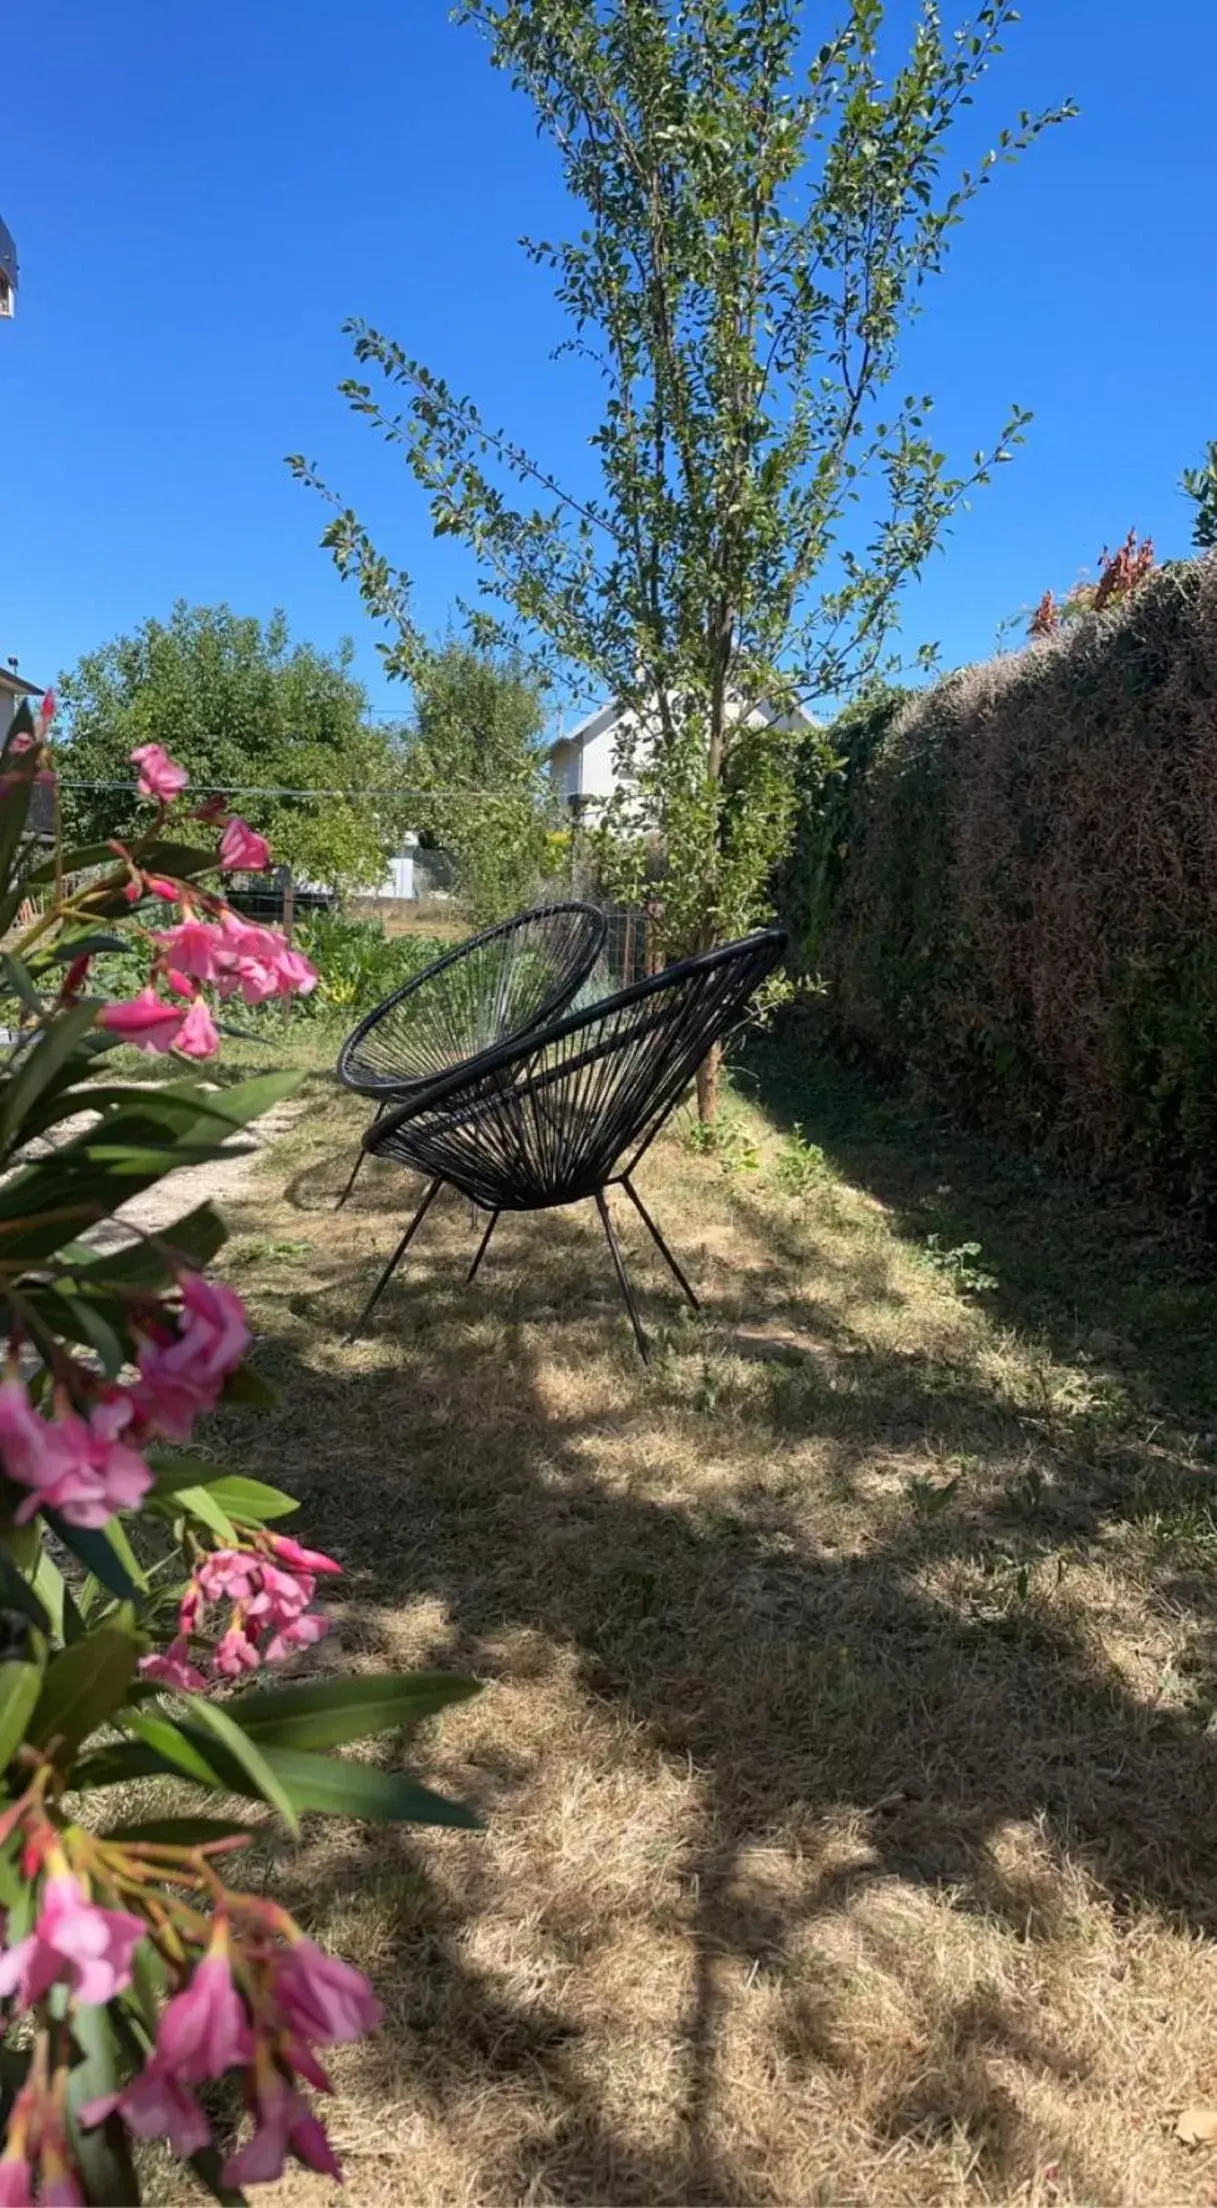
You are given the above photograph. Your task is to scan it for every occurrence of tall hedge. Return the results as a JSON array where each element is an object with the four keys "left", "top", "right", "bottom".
[{"left": 790, "top": 556, "right": 1217, "bottom": 1212}]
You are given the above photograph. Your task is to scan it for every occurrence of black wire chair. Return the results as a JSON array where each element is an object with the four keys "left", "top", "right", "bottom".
[
  {"left": 334, "top": 901, "right": 607, "bottom": 1207},
  {"left": 350, "top": 927, "right": 788, "bottom": 1361}
]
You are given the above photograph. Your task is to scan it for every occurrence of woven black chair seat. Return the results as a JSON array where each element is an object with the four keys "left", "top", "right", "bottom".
[
  {"left": 332, "top": 901, "right": 606, "bottom": 1207},
  {"left": 352, "top": 928, "right": 787, "bottom": 1358},
  {"left": 337, "top": 901, "right": 607, "bottom": 1097}
]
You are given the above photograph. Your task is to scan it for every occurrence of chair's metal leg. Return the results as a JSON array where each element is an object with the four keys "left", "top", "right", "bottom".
[
  {"left": 346, "top": 1177, "right": 443, "bottom": 1341},
  {"left": 466, "top": 1210, "right": 499, "bottom": 1284},
  {"left": 595, "top": 1189, "right": 650, "bottom": 1365},
  {"left": 336, "top": 1100, "right": 387, "bottom": 1210},
  {"left": 619, "top": 1177, "right": 700, "bottom": 1311}
]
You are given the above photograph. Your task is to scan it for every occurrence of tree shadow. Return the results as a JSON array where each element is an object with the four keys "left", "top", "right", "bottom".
[
  {"left": 205, "top": 1137, "right": 1217, "bottom": 2204},
  {"left": 742, "top": 1013, "right": 1217, "bottom": 1439}
]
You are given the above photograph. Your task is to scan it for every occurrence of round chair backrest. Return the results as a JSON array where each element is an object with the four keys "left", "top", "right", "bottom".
[
  {"left": 337, "top": 902, "right": 607, "bottom": 1096},
  {"left": 368, "top": 929, "right": 787, "bottom": 1209}
]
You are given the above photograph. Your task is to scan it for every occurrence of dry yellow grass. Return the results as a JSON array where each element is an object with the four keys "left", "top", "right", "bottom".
[{"left": 190, "top": 1043, "right": 1217, "bottom": 2207}]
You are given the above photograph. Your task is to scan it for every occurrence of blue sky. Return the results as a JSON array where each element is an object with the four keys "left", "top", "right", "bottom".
[{"left": 2, "top": 1, "right": 1213, "bottom": 725}]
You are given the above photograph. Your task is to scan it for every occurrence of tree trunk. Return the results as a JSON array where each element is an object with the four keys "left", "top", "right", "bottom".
[{"left": 696, "top": 1037, "right": 722, "bottom": 1123}]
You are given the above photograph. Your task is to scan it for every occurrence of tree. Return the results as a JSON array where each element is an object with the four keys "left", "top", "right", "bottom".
[
  {"left": 406, "top": 640, "right": 563, "bottom": 922},
  {"left": 293, "top": 0, "right": 1071, "bottom": 1112},
  {"left": 58, "top": 603, "right": 409, "bottom": 893}
]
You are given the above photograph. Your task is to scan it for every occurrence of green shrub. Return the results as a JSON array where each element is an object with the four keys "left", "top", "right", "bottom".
[{"left": 782, "top": 555, "right": 1217, "bottom": 1217}]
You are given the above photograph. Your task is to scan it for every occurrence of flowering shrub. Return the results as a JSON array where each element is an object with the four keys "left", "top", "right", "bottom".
[{"left": 0, "top": 697, "right": 480, "bottom": 2201}]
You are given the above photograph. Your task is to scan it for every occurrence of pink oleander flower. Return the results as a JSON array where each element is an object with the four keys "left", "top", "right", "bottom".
[
  {"left": 219, "top": 816, "right": 273, "bottom": 872},
  {"left": 0, "top": 1380, "right": 151, "bottom": 1528},
  {"left": 265, "top": 1610, "right": 329, "bottom": 1664},
  {"left": 176, "top": 994, "right": 219, "bottom": 1059},
  {"left": 0, "top": 1870, "right": 144, "bottom": 2011},
  {"left": 0, "top": 2072, "right": 84, "bottom": 2206},
  {"left": 195, "top": 1549, "right": 262, "bottom": 1604},
  {"left": 139, "top": 1638, "right": 207, "bottom": 1692},
  {"left": 82, "top": 2059, "right": 211, "bottom": 2159},
  {"left": 267, "top": 1533, "right": 342, "bottom": 1578},
  {"left": 134, "top": 1275, "right": 250, "bottom": 1440},
  {"left": 213, "top": 1622, "right": 263, "bottom": 1679},
  {"left": 157, "top": 1921, "right": 250, "bottom": 2080},
  {"left": 0, "top": 2158, "right": 33, "bottom": 2206},
  {"left": 96, "top": 986, "right": 185, "bottom": 1054},
  {"left": 223, "top": 2058, "right": 342, "bottom": 2188},
  {"left": 275, "top": 1937, "right": 382, "bottom": 2045},
  {"left": 275, "top": 942, "right": 319, "bottom": 998},
  {"left": 156, "top": 916, "right": 226, "bottom": 983},
  {"left": 246, "top": 1559, "right": 314, "bottom": 1625},
  {"left": 131, "top": 741, "right": 188, "bottom": 803}
]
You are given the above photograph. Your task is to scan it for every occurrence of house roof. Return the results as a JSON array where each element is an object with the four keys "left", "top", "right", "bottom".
[
  {"left": 0, "top": 666, "right": 41, "bottom": 698},
  {"left": 544, "top": 700, "right": 617, "bottom": 760},
  {"left": 544, "top": 692, "right": 817, "bottom": 759}
]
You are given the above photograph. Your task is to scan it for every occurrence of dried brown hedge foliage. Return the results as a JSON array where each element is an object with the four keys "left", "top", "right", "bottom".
[{"left": 801, "top": 555, "right": 1217, "bottom": 1212}]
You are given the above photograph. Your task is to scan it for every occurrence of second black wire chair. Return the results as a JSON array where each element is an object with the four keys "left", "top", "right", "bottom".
[
  {"left": 350, "top": 927, "right": 787, "bottom": 1360},
  {"left": 334, "top": 901, "right": 607, "bottom": 1207}
]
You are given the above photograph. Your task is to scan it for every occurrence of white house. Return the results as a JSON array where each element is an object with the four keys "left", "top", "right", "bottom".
[
  {"left": 0, "top": 663, "right": 42, "bottom": 744},
  {"left": 545, "top": 694, "right": 817, "bottom": 809}
]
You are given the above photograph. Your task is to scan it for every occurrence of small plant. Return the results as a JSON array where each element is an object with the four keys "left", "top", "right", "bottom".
[
  {"left": 906, "top": 1472, "right": 961, "bottom": 1517},
  {"left": 919, "top": 1235, "right": 998, "bottom": 1295},
  {"left": 772, "top": 1124, "right": 831, "bottom": 1198},
  {"left": 681, "top": 1112, "right": 761, "bottom": 1175}
]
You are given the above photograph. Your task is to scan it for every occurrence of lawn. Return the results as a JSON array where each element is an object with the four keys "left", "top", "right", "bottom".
[{"left": 199, "top": 1018, "right": 1217, "bottom": 2206}]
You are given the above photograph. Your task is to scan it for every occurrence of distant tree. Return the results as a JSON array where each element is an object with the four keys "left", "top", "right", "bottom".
[
  {"left": 406, "top": 641, "right": 563, "bottom": 922},
  {"left": 1182, "top": 440, "right": 1217, "bottom": 550},
  {"left": 294, "top": 0, "right": 1071, "bottom": 1113},
  {"left": 57, "top": 604, "right": 409, "bottom": 892}
]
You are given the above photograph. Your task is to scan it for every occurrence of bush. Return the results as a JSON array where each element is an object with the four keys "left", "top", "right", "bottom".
[
  {"left": 787, "top": 555, "right": 1217, "bottom": 1216},
  {"left": 291, "top": 913, "right": 449, "bottom": 1022},
  {"left": 0, "top": 703, "right": 479, "bottom": 2200}
]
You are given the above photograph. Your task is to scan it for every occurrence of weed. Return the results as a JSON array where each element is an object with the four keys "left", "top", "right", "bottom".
[
  {"left": 906, "top": 1472, "right": 961, "bottom": 1517},
  {"left": 681, "top": 1111, "right": 762, "bottom": 1174},
  {"left": 919, "top": 1234, "right": 998, "bottom": 1294},
  {"left": 772, "top": 1122, "right": 832, "bottom": 1197}
]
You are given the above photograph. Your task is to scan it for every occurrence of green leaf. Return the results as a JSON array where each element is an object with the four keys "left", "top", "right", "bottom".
[
  {"left": 0, "top": 1544, "right": 52, "bottom": 1635},
  {"left": 217, "top": 1364, "right": 281, "bottom": 1410},
  {"left": 0, "top": 764, "right": 35, "bottom": 895},
  {"left": 120, "top": 1710, "right": 229, "bottom": 1789},
  {"left": 66, "top": 2001, "right": 141, "bottom": 2207},
  {"left": 30, "top": 1620, "right": 139, "bottom": 1762},
  {"left": 31, "top": 1544, "right": 86, "bottom": 1643},
  {"left": 182, "top": 1694, "right": 301, "bottom": 1836},
  {"left": 0, "top": 1003, "right": 101, "bottom": 1148},
  {"left": 44, "top": 1512, "right": 145, "bottom": 1604},
  {"left": 70, "top": 1200, "right": 226, "bottom": 1288},
  {"left": 148, "top": 1454, "right": 246, "bottom": 1497},
  {"left": 257, "top": 1745, "right": 482, "bottom": 1828},
  {"left": 229, "top": 1671, "right": 481, "bottom": 1752},
  {"left": 186, "top": 2144, "right": 248, "bottom": 2207},
  {"left": 161, "top": 1485, "right": 238, "bottom": 1545},
  {"left": 0, "top": 1654, "right": 45, "bottom": 1771},
  {"left": 203, "top": 1474, "right": 298, "bottom": 1522},
  {"left": 100, "top": 1814, "right": 260, "bottom": 1847}
]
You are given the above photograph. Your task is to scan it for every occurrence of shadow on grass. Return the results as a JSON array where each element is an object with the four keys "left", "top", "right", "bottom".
[
  {"left": 743, "top": 1011, "right": 1217, "bottom": 1436},
  {"left": 203, "top": 1085, "right": 1217, "bottom": 2202}
]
